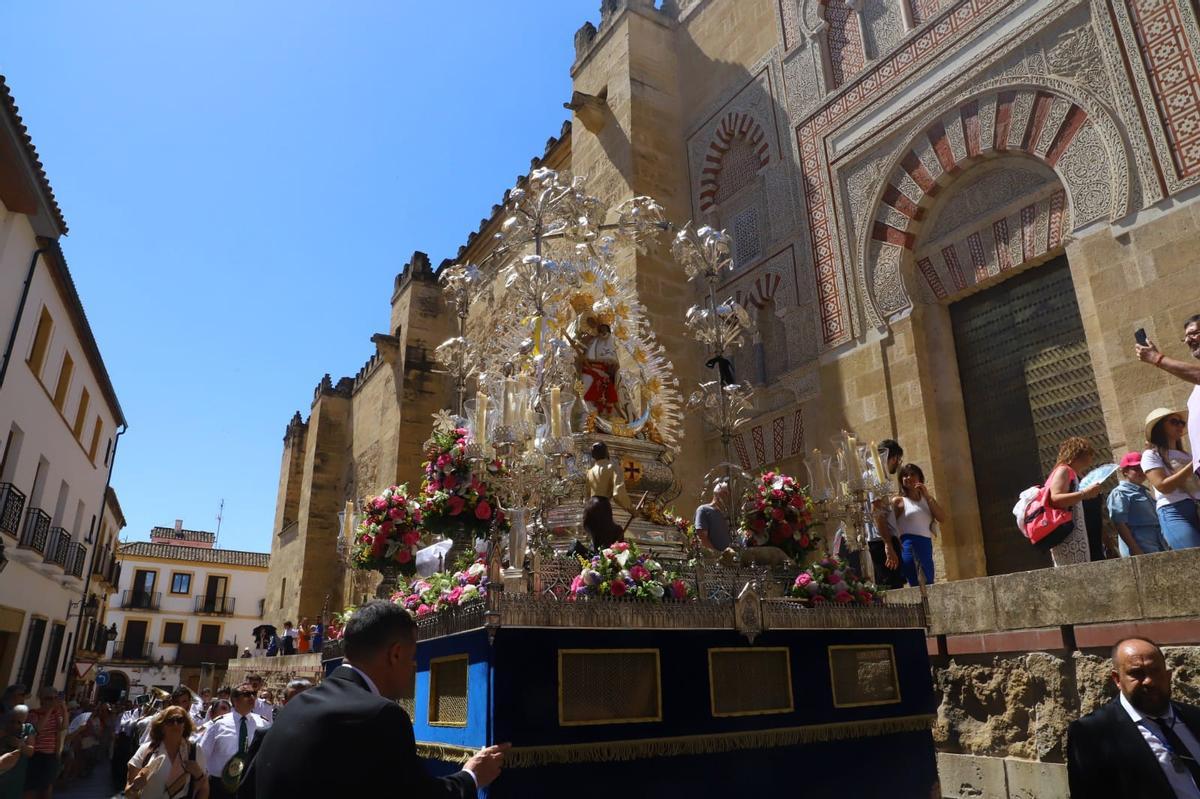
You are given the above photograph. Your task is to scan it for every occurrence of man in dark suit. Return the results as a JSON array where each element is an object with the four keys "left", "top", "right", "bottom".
[
  {"left": 1068, "top": 637, "right": 1200, "bottom": 798},
  {"left": 244, "top": 602, "right": 507, "bottom": 798}
]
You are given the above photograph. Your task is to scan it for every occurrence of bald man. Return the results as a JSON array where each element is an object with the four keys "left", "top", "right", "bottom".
[{"left": 1068, "top": 637, "right": 1200, "bottom": 798}]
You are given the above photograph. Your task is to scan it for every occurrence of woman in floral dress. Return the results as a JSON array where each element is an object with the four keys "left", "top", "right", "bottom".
[{"left": 1047, "top": 437, "right": 1104, "bottom": 566}]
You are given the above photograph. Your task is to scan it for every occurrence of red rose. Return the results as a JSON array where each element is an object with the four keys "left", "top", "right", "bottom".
[
  {"left": 609, "top": 580, "right": 627, "bottom": 597},
  {"left": 443, "top": 473, "right": 458, "bottom": 490},
  {"left": 397, "top": 549, "right": 413, "bottom": 563},
  {"left": 475, "top": 500, "right": 492, "bottom": 520},
  {"left": 447, "top": 495, "right": 465, "bottom": 516},
  {"left": 751, "top": 517, "right": 766, "bottom": 532},
  {"left": 772, "top": 507, "right": 785, "bottom": 521},
  {"left": 799, "top": 534, "right": 810, "bottom": 548}
]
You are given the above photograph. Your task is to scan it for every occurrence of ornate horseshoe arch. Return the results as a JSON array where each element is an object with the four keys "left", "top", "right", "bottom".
[{"left": 855, "top": 75, "right": 1134, "bottom": 326}]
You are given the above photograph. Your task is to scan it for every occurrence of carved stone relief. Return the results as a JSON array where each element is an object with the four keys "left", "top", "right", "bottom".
[
  {"left": 783, "top": 45, "right": 826, "bottom": 119},
  {"left": 860, "top": 0, "right": 907, "bottom": 60},
  {"left": 870, "top": 241, "right": 909, "bottom": 316},
  {"left": 1054, "top": 121, "right": 1112, "bottom": 227},
  {"left": 925, "top": 164, "right": 1053, "bottom": 243}
]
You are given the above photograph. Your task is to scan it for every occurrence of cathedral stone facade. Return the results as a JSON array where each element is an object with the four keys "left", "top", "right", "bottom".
[{"left": 268, "top": 0, "right": 1200, "bottom": 621}]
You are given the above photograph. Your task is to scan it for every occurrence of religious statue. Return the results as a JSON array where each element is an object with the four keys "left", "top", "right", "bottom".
[
  {"left": 569, "top": 318, "right": 625, "bottom": 422},
  {"left": 583, "top": 441, "right": 640, "bottom": 549}
]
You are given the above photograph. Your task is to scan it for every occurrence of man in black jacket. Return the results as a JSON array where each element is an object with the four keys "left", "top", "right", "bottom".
[
  {"left": 244, "top": 602, "right": 507, "bottom": 798},
  {"left": 1068, "top": 637, "right": 1200, "bottom": 798}
]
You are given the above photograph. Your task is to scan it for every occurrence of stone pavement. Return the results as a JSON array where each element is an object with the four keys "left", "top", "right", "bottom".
[{"left": 54, "top": 766, "right": 121, "bottom": 799}]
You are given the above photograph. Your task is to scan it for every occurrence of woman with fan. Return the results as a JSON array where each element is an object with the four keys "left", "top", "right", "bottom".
[{"left": 124, "top": 706, "right": 207, "bottom": 799}]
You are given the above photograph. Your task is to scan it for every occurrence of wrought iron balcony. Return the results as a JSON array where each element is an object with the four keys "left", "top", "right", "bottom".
[
  {"left": 194, "top": 595, "right": 235, "bottom": 615},
  {"left": 0, "top": 483, "right": 25, "bottom": 537},
  {"left": 66, "top": 542, "right": 86, "bottom": 579},
  {"left": 43, "top": 527, "right": 70, "bottom": 568},
  {"left": 120, "top": 590, "right": 161, "bottom": 611},
  {"left": 175, "top": 642, "right": 237, "bottom": 667},
  {"left": 18, "top": 508, "right": 50, "bottom": 554},
  {"left": 111, "top": 639, "right": 154, "bottom": 662}
]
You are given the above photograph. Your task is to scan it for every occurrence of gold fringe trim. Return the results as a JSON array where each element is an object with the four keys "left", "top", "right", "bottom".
[{"left": 417, "top": 713, "right": 934, "bottom": 768}]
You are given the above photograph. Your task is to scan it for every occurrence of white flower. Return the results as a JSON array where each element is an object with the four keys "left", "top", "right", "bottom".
[
  {"left": 615, "top": 550, "right": 631, "bottom": 568},
  {"left": 646, "top": 582, "right": 664, "bottom": 599},
  {"left": 431, "top": 409, "right": 457, "bottom": 433}
]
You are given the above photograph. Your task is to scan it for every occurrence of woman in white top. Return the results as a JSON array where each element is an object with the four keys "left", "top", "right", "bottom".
[
  {"left": 125, "top": 706, "right": 208, "bottom": 799},
  {"left": 891, "top": 463, "right": 946, "bottom": 586},
  {"left": 1141, "top": 407, "right": 1200, "bottom": 550}
]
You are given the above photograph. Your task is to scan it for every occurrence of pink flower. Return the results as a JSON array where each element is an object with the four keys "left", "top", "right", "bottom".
[
  {"left": 436, "top": 453, "right": 452, "bottom": 470},
  {"left": 447, "top": 495, "right": 465, "bottom": 516},
  {"left": 629, "top": 565, "right": 650, "bottom": 582},
  {"left": 763, "top": 471, "right": 776, "bottom": 481},
  {"left": 772, "top": 489, "right": 785, "bottom": 501},
  {"left": 755, "top": 499, "right": 767, "bottom": 511},
  {"left": 417, "top": 604, "right": 432, "bottom": 616},
  {"left": 379, "top": 521, "right": 393, "bottom": 536},
  {"left": 609, "top": 579, "right": 627, "bottom": 598},
  {"left": 612, "top": 542, "right": 630, "bottom": 553},
  {"left": 475, "top": 500, "right": 492, "bottom": 520},
  {"left": 570, "top": 575, "right": 585, "bottom": 595},
  {"left": 388, "top": 507, "right": 404, "bottom": 521},
  {"left": 396, "top": 549, "right": 413, "bottom": 564},
  {"left": 403, "top": 530, "right": 420, "bottom": 546},
  {"left": 447, "top": 586, "right": 464, "bottom": 604},
  {"left": 671, "top": 579, "right": 687, "bottom": 600},
  {"left": 828, "top": 571, "right": 843, "bottom": 584},
  {"left": 443, "top": 473, "right": 458, "bottom": 490},
  {"left": 795, "top": 573, "right": 813, "bottom": 588}
]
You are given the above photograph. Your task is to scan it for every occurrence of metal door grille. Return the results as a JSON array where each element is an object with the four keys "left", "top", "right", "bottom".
[
  {"left": 709, "top": 648, "right": 793, "bottom": 716},
  {"left": 558, "top": 649, "right": 661, "bottom": 725},
  {"left": 951, "top": 257, "right": 1111, "bottom": 574},
  {"left": 428, "top": 656, "right": 468, "bottom": 726}
]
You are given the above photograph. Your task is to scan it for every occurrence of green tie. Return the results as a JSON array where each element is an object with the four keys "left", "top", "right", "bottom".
[{"left": 238, "top": 716, "right": 248, "bottom": 755}]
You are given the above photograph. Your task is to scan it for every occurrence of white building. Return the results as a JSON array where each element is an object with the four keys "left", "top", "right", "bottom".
[
  {"left": 98, "top": 522, "right": 269, "bottom": 697},
  {"left": 0, "top": 76, "right": 127, "bottom": 695}
]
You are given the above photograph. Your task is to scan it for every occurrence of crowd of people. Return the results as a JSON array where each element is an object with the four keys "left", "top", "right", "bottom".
[
  {"left": 243, "top": 618, "right": 324, "bottom": 660},
  {"left": 0, "top": 673, "right": 312, "bottom": 799}
]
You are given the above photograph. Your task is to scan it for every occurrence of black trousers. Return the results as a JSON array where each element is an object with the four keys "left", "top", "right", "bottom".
[
  {"left": 869, "top": 538, "right": 907, "bottom": 589},
  {"left": 210, "top": 774, "right": 239, "bottom": 798}
]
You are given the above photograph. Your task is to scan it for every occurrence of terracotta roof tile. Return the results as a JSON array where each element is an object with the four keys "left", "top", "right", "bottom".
[
  {"left": 0, "top": 75, "right": 67, "bottom": 234},
  {"left": 150, "top": 527, "right": 216, "bottom": 544},
  {"left": 119, "top": 541, "right": 269, "bottom": 568}
]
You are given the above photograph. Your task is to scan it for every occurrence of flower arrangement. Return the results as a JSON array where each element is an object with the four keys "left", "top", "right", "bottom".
[
  {"left": 570, "top": 541, "right": 691, "bottom": 601},
  {"left": 647, "top": 504, "right": 696, "bottom": 545},
  {"left": 739, "top": 471, "right": 820, "bottom": 561},
  {"left": 392, "top": 556, "right": 489, "bottom": 617},
  {"left": 419, "top": 425, "right": 504, "bottom": 539},
  {"left": 788, "top": 556, "right": 881, "bottom": 607},
  {"left": 351, "top": 485, "right": 423, "bottom": 576}
]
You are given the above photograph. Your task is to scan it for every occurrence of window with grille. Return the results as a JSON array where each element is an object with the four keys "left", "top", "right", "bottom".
[
  {"left": 709, "top": 648, "right": 793, "bottom": 717},
  {"left": 558, "top": 649, "right": 661, "bottom": 726},
  {"left": 428, "top": 655, "right": 469, "bottom": 727},
  {"left": 828, "top": 645, "right": 901, "bottom": 708}
]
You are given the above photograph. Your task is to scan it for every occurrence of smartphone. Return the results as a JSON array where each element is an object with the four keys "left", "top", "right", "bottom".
[{"left": 1135, "top": 328, "right": 1148, "bottom": 346}]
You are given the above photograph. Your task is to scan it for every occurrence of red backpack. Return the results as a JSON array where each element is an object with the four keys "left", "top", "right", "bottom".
[{"left": 1021, "top": 466, "right": 1076, "bottom": 550}]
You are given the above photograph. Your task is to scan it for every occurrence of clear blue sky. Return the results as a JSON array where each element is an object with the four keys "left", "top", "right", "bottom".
[{"left": 1, "top": 1, "right": 593, "bottom": 552}]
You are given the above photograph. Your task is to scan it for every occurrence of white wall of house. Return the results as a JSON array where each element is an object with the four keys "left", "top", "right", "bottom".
[
  {"left": 0, "top": 199, "right": 122, "bottom": 694},
  {"left": 100, "top": 552, "right": 268, "bottom": 695}
]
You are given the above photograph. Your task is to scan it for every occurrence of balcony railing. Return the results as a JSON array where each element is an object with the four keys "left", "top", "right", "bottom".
[
  {"left": 0, "top": 483, "right": 25, "bottom": 536},
  {"left": 175, "top": 643, "right": 237, "bottom": 667},
  {"left": 194, "top": 595, "right": 235, "bottom": 615},
  {"left": 66, "top": 542, "right": 86, "bottom": 578},
  {"left": 120, "top": 590, "right": 161, "bottom": 611},
  {"left": 18, "top": 508, "right": 50, "bottom": 554},
  {"left": 111, "top": 639, "right": 154, "bottom": 661},
  {"left": 43, "top": 527, "right": 70, "bottom": 568}
]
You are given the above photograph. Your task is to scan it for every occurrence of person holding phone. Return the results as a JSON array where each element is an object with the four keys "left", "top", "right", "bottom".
[
  {"left": 126, "top": 706, "right": 208, "bottom": 799},
  {"left": 1140, "top": 407, "right": 1200, "bottom": 549},
  {"left": 1136, "top": 315, "right": 1200, "bottom": 485}
]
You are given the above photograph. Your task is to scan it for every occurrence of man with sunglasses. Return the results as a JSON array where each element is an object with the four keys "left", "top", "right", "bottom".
[
  {"left": 1069, "top": 637, "right": 1200, "bottom": 798},
  {"left": 197, "top": 682, "right": 269, "bottom": 798},
  {"left": 1138, "top": 314, "right": 1200, "bottom": 482}
]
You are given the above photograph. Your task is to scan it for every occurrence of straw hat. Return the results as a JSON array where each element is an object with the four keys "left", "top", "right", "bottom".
[{"left": 1144, "top": 407, "right": 1188, "bottom": 444}]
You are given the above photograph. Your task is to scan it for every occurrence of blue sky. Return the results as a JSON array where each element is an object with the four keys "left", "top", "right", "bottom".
[{"left": 1, "top": 1, "right": 593, "bottom": 552}]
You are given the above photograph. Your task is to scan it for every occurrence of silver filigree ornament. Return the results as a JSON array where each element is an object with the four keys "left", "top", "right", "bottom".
[{"left": 671, "top": 224, "right": 733, "bottom": 285}]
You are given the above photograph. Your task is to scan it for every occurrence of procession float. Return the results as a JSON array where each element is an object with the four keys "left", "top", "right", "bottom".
[{"left": 323, "top": 171, "right": 938, "bottom": 798}]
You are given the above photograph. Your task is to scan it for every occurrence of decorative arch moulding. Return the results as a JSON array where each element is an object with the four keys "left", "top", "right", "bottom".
[
  {"left": 793, "top": 0, "right": 1016, "bottom": 347},
  {"left": 698, "top": 112, "right": 772, "bottom": 213},
  {"left": 855, "top": 77, "right": 1134, "bottom": 325}
]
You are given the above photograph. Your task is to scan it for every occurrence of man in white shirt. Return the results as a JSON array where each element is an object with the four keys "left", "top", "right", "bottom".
[
  {"left": 245, "top": 675, "right": 273, "bottom": 723},
  {"left": 197, "top": 681, "right": 269, "bottom": 798},
  {"left": 1068, "top": 637, "right": 1200, "bottom": 798}
]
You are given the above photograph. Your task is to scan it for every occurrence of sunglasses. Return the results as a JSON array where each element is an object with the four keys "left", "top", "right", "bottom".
[
  {"left": 1167, "top": 418, "right": 1187, "bottom": 427},
  {"left": 163, "top": 717, "right": 186, "bottom": 726}
]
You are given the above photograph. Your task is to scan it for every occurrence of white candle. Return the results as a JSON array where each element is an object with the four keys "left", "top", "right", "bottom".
[
  {"left": 846, "top": 436, "right": 860, "bottom": 481},
  {"left": 502, "top": 378, "right": 516, "bottom": 426},
  {"left": 870, "top": 440, "right": 886, "bottom": 485},
  {"left": 475, "top": 392, "right": 488, "bottom": 450},
  {"left": 549, "top": 386, "right": 562, "bottom": 437}
]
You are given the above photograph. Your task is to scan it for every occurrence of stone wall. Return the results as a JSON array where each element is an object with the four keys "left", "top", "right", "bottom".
[
  {"left": 224, "top": 653, "right": 324, "bottom": 696},
  {"left": 890, "top": 548, "right": 1200, "bottom": 798}
]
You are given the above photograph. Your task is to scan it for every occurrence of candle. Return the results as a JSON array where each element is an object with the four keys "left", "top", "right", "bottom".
[
  {"left": 809, "top": 448, "right": 826, "bottom": 495},
  {"left": 549, "top": 386, "right": 562, "bottom": 437},
  {"left": 870, "top": 440, "right": 886, "bottom": 485},
  {"left": 475, "top": 391, "right": 488, "bottom": 450},
  {"left": 846, "top": 436, "right": 860, "bottom": 482},
  {"left": 502, "top": 378, "right": 516, "bottom": 426}
]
